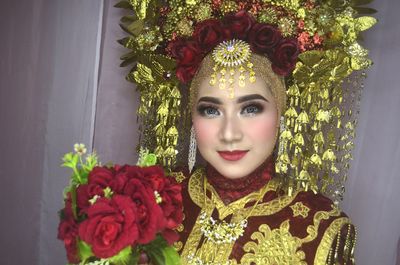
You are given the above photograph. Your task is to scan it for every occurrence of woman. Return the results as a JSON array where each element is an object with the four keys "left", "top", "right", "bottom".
[
  {"left": 119, "top": 3, "right": 376, "bottom": 264},
  {"left": 173, "top": 46, "right": 355, "bottom": 265}
]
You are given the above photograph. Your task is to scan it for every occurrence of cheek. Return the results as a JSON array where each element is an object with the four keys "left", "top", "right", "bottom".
[
  {"left": 192, "top": 117, "right": 217, "bottom": 146},
  {"left": 246, "top": 115, "right": 278, "bottom": 143}
]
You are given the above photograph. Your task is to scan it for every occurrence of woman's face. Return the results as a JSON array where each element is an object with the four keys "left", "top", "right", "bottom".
[{"left": 192, "top": 75, "right": 279, "bottom": 179}]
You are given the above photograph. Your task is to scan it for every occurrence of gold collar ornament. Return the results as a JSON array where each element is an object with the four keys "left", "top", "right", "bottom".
[{"left": 210, "top": 39, "right": 256, "bottom": 98}]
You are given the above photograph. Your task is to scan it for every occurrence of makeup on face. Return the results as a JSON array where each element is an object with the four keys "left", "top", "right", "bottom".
[
  {"left": 192, "top": 76, "right": 279, "bottom": 179},
  {"left": 217, "top": 150, "right": 249, "bottom": 161},
  {"left": 196, "top": 94, "right": 270, "bottom": 118}
]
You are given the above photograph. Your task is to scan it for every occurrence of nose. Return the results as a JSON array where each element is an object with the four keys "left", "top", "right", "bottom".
[{"left": 219, "top": 114, "right": 243, "bottom": 144}]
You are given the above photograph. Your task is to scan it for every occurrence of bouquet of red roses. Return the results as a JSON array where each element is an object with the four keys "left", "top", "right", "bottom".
[{"left": 58, "top": 144, "right": 182, "bottom": 265}]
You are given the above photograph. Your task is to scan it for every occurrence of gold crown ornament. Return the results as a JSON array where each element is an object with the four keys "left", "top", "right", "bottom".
[
  {"left": 116, "top": 0, "right": 377, "bottom": 202},
  {"left": 210, "top": 39, "right": 256, "bottom": 98}
]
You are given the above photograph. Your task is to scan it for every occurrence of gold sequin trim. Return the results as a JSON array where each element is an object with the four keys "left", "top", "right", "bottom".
[{"left": 314, "top": 217, "right": 350, "bottom": 265}]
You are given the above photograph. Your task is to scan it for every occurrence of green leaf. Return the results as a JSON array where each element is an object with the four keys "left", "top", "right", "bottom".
[
  {"left": 72, "top": 153, "right": 79, "bottom": 167},
  {"left": 108, "top": 246, "right": 132, "bottom": 265},
  {"left": 353, "top": 7, "right": 378, "bottom": 15},
  {"left": 147, "top": 248, "right": 165, "bottom": 265},
  {"left": 355, "top": 16, "right": 377, "bottom": 31},
  {"left": 70, "top": 184, "right": 78, "bottom": 219},
  {"left": 62, "top": 152, "right": 74, "bottom": 162},
  {"left": 130, "top": 0, "right": 151, "bottom": 20},
  {"left": 128, "top": 248, "right": 140, "bottom": 265},
  {"left": 121, "top": 15, "right": 137, "bottom": 23},
  {"left": 351, "top": 0, "right": 374, "bottom": 6},
  {"left": 61, "top": 152, "right": 74, "bottom": 168},
  {"left": 127, "top": 19, "right": 145, "bottom": 36},
  {"left": 119, "top": 23, "right": 136, "bottom": 37},
  {"left": 114, "top": 0, "right": 132, "bottom": 9},
  {"left": 298, "top": 50, "right": 324, "bottom": 67},
  {"left": 121, "top": 51, "right": 137, "bottom": 61},
  {"left": 120, "top": 57, "right": 138, "bottom": 67},
  {"left": 78, "top": 240, "right": 94, "bottom": 262},
  {"left": 162, "top": 246, "right": 181, "bottom": 265}
]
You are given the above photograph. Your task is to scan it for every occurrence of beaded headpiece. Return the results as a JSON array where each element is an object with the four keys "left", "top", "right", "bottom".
[{"left": 117, "top": 0, "right": 376, "bottom": 202}]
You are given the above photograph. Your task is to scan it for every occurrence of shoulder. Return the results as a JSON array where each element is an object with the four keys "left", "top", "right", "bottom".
[{"left": 292, "top": 191, "right": 356, "bottom": 265}]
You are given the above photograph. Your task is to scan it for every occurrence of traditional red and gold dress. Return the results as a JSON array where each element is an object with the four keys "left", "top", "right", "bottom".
[{"left": 172, "top": 159, "right": 356, "bottom": 265}]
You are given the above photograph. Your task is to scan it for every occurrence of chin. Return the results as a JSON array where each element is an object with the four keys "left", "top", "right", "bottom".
[{"left": 212, "top": 157, "right": 258, "bottom": 179}]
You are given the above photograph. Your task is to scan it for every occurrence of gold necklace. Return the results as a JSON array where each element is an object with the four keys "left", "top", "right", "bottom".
[{"left": 198, "top": 176, "right": 267, "bottom": 245}]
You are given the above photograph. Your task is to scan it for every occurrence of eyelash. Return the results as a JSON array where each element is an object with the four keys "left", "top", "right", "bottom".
[
  {"left": 197, "top": 105, "right": 220, "bottom": 118},
  {"left": 196, "top": 102, "right": 265, "bottom": 118},
  {"left": 241, "top": 103, "right": 264, "bottom": 116}
]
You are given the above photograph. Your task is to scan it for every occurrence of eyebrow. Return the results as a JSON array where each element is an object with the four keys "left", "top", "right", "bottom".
[
  {"left": 237, "top": 94, "right": 269, "bottom": 103},
  {"left": 197, "top": 94, "right": 268, "bottom": 105},
  {"left": 197, "top": 96, "right": 223, "bottom": 105}
]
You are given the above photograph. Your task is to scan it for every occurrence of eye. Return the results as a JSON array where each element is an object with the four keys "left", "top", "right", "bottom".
[
  {"left": 197, "top": 105, "right": 221, "bottom": 118},
  {"left": 241, "top": 103, "right": 264, "bottom": 116}
]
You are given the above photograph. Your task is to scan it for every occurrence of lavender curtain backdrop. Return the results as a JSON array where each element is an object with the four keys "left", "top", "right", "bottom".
[
  {"left": 0, "top": 0, "right": 399, "bottom": 264},
  {"left": 0, "top": 0, "right": 103, "bottom": 264}
]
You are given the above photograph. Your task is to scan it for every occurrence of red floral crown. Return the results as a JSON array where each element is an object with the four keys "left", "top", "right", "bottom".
[{"left": 167, "top": 10, "right": 300, "bottom": 84}]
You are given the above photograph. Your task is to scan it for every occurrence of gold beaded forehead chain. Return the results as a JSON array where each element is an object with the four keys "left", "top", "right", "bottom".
[{"left": 210, "top": 39, "right": 256, "bottom": 98}]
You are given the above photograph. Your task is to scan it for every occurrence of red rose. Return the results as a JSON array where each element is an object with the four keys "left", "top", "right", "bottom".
[
  {"left": 168, "top": 39, "right": 202, "bottom": 66},
  {"left": 61, "top": 193, "right": 75, "bottom": 219},
  {"left": 176, "top": 64, "right": 199, "bottom": 84},
  {"left": 123, "top": 177, "right": 164, "bottom": 244},
  {"left": 271, "top": 39, "right": 300, "bottom": 76},
  {"left": 193, "top": 19, "right": 227, "bottom": 53},
  {"left": 223, "top": 10, "right": 256, "bottom": 40},
  {"left": 159, "top": 178, "right": 183, "bottom": 230},
  {"left": 58, "top": 218, "right": 80, "bottom": 263},
  {"left": 76, "top": 184, "right": 91, "bottom": 213},
  {"left": 87, "top": 166, "right": 115, "bottom": 194},
  {"left": 141, "top": 168, "right": 183, "bottom": 231},
  {"left": 75, "top": 166, "right": 115, "bottom": 213},
  {"left": 249, "top": 23, "right": 282, "bottom": 54},
  {"left": 108, "top": 166, "right": 131, "bottom": 194},
  {"left": 161, "top": 229, "right": 180, "bottom": 245},
  {"left": 78, "top": 195, "right": 139, "bottom": 258}
]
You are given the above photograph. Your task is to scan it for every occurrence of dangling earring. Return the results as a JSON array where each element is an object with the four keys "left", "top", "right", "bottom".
[
  {"left": 277, "top": 116, "right": 285, "bottom": 157},
  {"left": 188, "top": 126, "right": 197, "bottom": 173}
]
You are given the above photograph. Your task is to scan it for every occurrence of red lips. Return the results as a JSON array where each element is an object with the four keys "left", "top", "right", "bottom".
[{"left": 218, "top": 150, "right": 249, "bottom": 161}]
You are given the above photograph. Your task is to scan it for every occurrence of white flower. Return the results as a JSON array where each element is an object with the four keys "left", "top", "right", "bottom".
[{"left": 74, "top": 143, "right": 87, "bottom": 155}]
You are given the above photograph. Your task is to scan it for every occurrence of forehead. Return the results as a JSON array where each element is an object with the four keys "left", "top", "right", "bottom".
[{"left": 196, "top": 74, "right": 274, "bottom": 102}]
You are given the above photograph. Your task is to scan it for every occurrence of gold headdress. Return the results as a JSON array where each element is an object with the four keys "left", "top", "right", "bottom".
[{"left": 117, "top": 0, "right": 376, "bottom": 202}]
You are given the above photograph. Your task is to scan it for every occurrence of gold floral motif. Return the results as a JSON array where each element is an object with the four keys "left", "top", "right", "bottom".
[
  {"left": 241, "top": 220, "right": 307, "bottom": 265},
  {"left": 174, "top": 241, "right": 183, "bottom": 251},
  {"left": 290, "top": 202, "right": 310, "bottom": 218},
  {"left": 301, "top": 206, "right": 341, "bottom": 243},
  {"left": 170, "top": 171, "right": 186, "bottom": 183}
]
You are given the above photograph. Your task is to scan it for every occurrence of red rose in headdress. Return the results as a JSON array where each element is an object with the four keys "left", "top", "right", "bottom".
[
  {"left": 249, "top": 23, "right": 282, "bottom": 54},
  {"left": 223, "top": 10, "right": 256, "bottom": 40},
  {"left": 176, "top": 64, "right": 199, "bottom": 84},
  {"left": 168, "top": 39, "right": 202, "bottom": 66},
  {"left": 193, "top": 19, "right": 228, "bottom": 53},
  {"left": 271, "top": 39, "right": 300, "bottom": 76},
  {"left": 78, "top": 195, "right": 139, "bottom": 258},
  {"left": 168, "top": 38, "right": 202, "bottom": 83}
]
